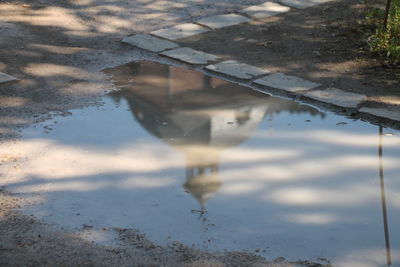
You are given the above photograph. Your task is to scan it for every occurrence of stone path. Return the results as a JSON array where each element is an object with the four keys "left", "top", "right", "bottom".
[{"left": 120, "top": 0, "right": 400, "bottom": 124}]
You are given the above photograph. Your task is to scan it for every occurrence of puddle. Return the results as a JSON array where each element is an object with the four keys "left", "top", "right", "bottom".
[{"left": 4, "top": 61, "right": 400, "bottom": 266}]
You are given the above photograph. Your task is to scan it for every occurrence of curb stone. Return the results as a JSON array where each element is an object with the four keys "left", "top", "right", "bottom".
[
  {"left": 254, "top": 73, "right": 320, "bottom": 93},
  {"left": 359, "top": 107, "right": 400, "bottom": 122},
  {"left": 278, "top": 0, "right": 334, "bottom": 9},
  {"left": 161, "top": 47, "right": 220, "bottom": 65},
  {"left": 240, "top": 1, "right": 291, "bottom": 19},
  {"left": 196, "top": 14, "right": 250, "bottom": 29},
  {"left": 206, "top": 60, "right": 270, "bottom": 79},
  {"left": 303, "top": 88, "right": 367, "bottom": 108},
  {"left": 150, "top": 23, "right": 209, "bottom": 40},
  {"left": 121, "top": 34, "right": 179, "bottom": 52}
]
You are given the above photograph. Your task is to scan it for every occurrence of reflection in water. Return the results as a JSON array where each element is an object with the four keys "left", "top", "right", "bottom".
[
  {"left": 107, "top": 61, "right": 322, "bottom": 207},
  {"left": 6, "top": 61, "right": 400, "bottom": 266},
  {"left": 379, "top": 125, "right": 391, "bottom": 266}
]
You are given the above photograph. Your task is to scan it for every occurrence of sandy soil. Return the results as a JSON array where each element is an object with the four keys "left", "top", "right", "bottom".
[{"left": 0, "top": 0, "right": 396, "bottom": 265}]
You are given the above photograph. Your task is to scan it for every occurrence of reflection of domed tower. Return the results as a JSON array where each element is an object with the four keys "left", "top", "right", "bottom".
[
  {"left": 184, "top": 148, "right": 221, "bottom": 207},
  {"left": 167, "top": 103, "right": 267, "bottom": 206},
  {"left": 106, "top": 61, "right": 322, "bottom": 206},
  {"left": 165, "top": 101, "right": 267, "bottom": 206}
]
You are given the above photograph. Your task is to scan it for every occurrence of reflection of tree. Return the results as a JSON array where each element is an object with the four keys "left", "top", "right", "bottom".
[{"left": 106, "top": 61, "right": 323, "bottom": 207}]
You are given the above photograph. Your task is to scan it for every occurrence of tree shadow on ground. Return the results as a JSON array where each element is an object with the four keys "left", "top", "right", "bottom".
[{"left": 0, "top": 0, "right": 270, "bottom": 140}]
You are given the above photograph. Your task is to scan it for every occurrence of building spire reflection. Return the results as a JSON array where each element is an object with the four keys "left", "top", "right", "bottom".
[{"left": 184, "top": 148, "right": 221, "bottom": 207}]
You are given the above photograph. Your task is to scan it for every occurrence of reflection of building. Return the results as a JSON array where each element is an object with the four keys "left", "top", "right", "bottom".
[
  {"left": 184, "top": 148, "right": 221, "bottom": 207},
  {"left": 106, "top": 61, "right": 322, "bottom": 207}
]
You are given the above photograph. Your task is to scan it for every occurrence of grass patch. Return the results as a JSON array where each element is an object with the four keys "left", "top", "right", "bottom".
[{"left": 365, "top": 0, "right": 400, "bottom": 64}]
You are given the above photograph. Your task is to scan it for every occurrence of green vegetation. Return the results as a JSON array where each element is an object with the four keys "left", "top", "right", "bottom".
[{"left": 365, "top": 0, "right": 400, "bottom": 64}]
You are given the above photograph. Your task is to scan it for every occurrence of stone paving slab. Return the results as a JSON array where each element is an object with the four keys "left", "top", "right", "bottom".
[
  {"left": 196, "top": 14, "right": 250, "bottom": 29},
  {"left": 359, "top": 107, "right": 400, "bottom": 122},
  {"left": 0, "top": 72, "right": 18, "bottom": 84},
  {"left": 206, "top": 60, "right": 269, "bottom": 79},
  {"left": 303, "top": 88, "right": 367, "bottom": 108},
  {"left": 121, "top": 34, "right": 179, "bottom": 52},
  {"left": 278, "top": 0, "right": 333, "bottom": 9},
  {"left": 241, "top": 1, "right": 291, "bottom": 19},
  {"left": 254, "top": 73, "right": 320, "bottom": 92},
  {"left": 161, "top": 47, "right": 219, "bottom": 64},
  {"left": 151, "top": 23, "right": 209, "bottom": 40}
]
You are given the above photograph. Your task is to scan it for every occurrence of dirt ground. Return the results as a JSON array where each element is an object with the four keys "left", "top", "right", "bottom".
[
  {"left": 2, "top": 189, "right": 331, "bottom": 266},
  {"left": 0, "top": 0, "right": 397, "bottom": 265}
]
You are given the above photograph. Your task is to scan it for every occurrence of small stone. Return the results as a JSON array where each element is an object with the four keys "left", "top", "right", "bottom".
[
  {"left": 241, "top": 1, "right": 290, "bottom": 18},
  {"left": 273, "top": 257, "right": 286, "bottom": 263},
  {"left": 0, "top": 72, "right": 19, "bottom": 84},
  {"left": 82, "top": 224, "right": 94, "bottom": 229},
  {"left": 360, "top": 107, "right": 400, "bottom": 122},
  {"left": 206, "top": 60, "right": 269, "bottom": 79},
  {"left": 303, "top": 88, "right": 367, "bottom": 108},
  {"left": 161, "top": 47, "right": 219, "bottom": 64},
  {"left": 254, "top": 73, "right": 320, "bottom": 92},
  {"left": 151, "top": 23, "right": 209, "bottom": 40},
  {"left": 278, "top": 0, "right": 333, "bottom": 9},
  {"left": 121, "top": 34, "right": 178, "bottom": 52},
  {"left": 196, "top": 14, "right": 250, "bottom": 29}
]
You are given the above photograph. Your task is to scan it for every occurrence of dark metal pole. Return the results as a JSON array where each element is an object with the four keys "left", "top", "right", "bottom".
[{"left": 379, "top": 125, "right": 391, "bottom": 266}]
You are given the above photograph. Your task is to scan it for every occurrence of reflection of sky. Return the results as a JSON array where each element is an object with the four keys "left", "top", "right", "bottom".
[{"left": 2, "top": 76, "right": 400, "bottom": 266}]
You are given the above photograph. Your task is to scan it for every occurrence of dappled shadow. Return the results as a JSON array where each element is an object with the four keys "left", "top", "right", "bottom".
[
  {"left": 0, "top": 0, "right": 269, "bottom": 140},
  {"left": 1, "top": 61, "right": 400, "bottom": 265},
  {"left": 1, "top": 0, "right": 398, "bottom": 142}
]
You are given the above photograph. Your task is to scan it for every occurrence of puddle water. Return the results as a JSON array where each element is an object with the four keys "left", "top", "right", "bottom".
[{"left": 4, "top": 61, "right": 400, "bottom": 266}]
